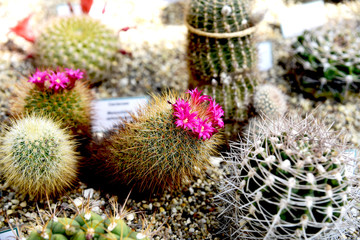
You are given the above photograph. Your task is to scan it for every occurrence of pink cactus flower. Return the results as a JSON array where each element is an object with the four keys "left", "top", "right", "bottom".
[
  {"left": 28, "top": 70, "right": 48, "bottom": 84},
  {"left": 173, "top": 89, "right": 224, "bottom": 140},
  {"left": 65, "top": 68, "right": 84, "bottom": 80},
  {"left": 48, "top": 72, "right": 70, "bottom": 90}
]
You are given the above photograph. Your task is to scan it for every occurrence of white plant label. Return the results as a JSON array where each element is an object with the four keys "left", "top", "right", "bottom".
[
  {"left": 280, "top": 0, "right": 326, "bottom": 38},
  {"left": 257, "top": 41, "right": 273, "bottom": 71},
  {"left": 92, "top": 97, "right": 149, "bottom": 132},
  {"left": 0, "top": 228, "right": 18, "bottom": 240}
]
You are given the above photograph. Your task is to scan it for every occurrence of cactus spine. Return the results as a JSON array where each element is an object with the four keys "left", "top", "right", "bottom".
[
  {"left": 0, "top": 115, "right": 78, "bottom": 199},
  {"left": 93, "top": 90, "right": 223, "bottom": 194},
  {"left": 186, "top": 0, "right": 259, "bottom": 138},
  {"left": 217, "top": 114, "right": 354, "bottom": 239},
  {"left": 11, "top": 69, "right": 93, "bottom": 138},
  {"left": 34, "top": 16, "right": 119, "bottom": 83}
]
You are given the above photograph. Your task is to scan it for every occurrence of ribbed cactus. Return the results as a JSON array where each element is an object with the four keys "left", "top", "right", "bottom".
[
  {"left": 33, "top": 16, "right": 119, "bottom": 83},
  {"left": 27, "top": 207, "right": 149, "bottom": 240},
  {"left": 185, "top": 0, "right": 260, "bottom": 138},
  {"left": 253, "top": 84, "right": 287, "bottom": 118},
  {"left": 93, "top": 89, "right": 223, "bottom": 194},
  {"left": 11, "top": 68, "right": 93, "bottom": 138},
  {"left": 289, "top": 29, "right": 360, "bottom": 102},
  {"left": 217, "top": 114, "right": 353, "bottom": 239},
  {"left": 0, "top": 115, "right": 78, "bottom": 199}
]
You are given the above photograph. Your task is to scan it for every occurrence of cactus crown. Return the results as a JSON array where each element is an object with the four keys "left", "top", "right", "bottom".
[
  {"left": 0, "top": 115, "right": 78, "bottom": 199},
  {"left": 290, "top": 29, "right": 360, "bottom": 101},
  {"left": 217, "top": 114, "right": 354, "bottom": 239},
  {"left": 34, "top": 16, "right": 119, "bottom": 83}
]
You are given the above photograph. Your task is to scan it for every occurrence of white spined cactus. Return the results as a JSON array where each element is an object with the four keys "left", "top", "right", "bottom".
[
  {"left": 217, "top": 113, "right": 358, "bottom": 239},
  {"left": 253, "top": 84, "right": 287, "bottom": 118}
]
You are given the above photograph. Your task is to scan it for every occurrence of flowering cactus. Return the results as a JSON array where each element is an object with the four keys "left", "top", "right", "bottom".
[
  {"left": 91, "top": 89, "right": 223, "bottom": 194},
  {"left": 11, "top": 68, "right": 93, "bottom": 138}
]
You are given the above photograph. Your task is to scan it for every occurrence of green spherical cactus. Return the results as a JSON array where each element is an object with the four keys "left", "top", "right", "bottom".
[
  {"left": 11, "top": 68, "right": 93, "bottom": 138},
  {"left": 217, "top": 114, "right": 354, "bottom": 239},
  {"left": 0, "top": 115, "right": 79, "bottom": 199},
  {"left": 185, "top": 0, "right": 260, "bottom": 139},
  {"left": 28, "top": 211, "right": 150, "bottom": 240},
  {"left": 289, "top": 29, "right": 360, "bottom": 102},
  {"left": 93, "top": 89, "right": 223, "bottom": 194},
  {"left": 253, "top": 84, "right": 287, "bottom": 118},
  {"left": 34, "top": 16, "right": 119, "bottom": 83}
]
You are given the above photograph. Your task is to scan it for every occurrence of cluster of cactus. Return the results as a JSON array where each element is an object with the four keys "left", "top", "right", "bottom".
[
  {"left": 289, "top": 28, "right": 360, "bottom": 102},
  {"left": 0, "top": 115, "right": 78, "bottom": 199},
  {"left": 217, "top": 113, "right": 355, "bottom": 239},
  {"left": 10, "top": 0, "right": 122, "bottom": 84},
  {"left": 253, "top": 84, "right": 287, "bottom": 118},
  {"left": 11, "top": 68, "right": 93, "bottom": 138},
  {"left": 92, "top": 89, "right": 223, "bottom": 194},
  {"left": 185, "top": 0, "right": 260, "bottom": 139},
  {"left": 28, "top": 212, "right": 148, "bottom": 240}
]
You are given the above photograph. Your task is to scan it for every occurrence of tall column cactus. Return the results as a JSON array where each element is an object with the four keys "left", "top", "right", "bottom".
[{"left": 186, "top": 0, "right": 259, "bottom": 139}]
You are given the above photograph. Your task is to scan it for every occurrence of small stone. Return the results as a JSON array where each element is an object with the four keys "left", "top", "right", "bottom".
[
  {"left": 159, "top": 207, "right": 165, "bottom": 213},
  {"left": 20, "top": 201, "right": 27, "bottom": 208},
  {"left": 11, "top": 199, "right": 19, "bottom": 205},
  {"left": 6, "top": 210, "right": 13, "bottom": 215}
]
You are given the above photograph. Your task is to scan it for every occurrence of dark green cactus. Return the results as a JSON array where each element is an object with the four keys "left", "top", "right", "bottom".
[
  {"left": 186, "top": 0, "right": 259, "bottom": 139},
  {"left": 288, "top": 29, "right": 360, "bottom": 102},
  {"left": 33, "top": 16, "right": 119, "bottom": 84},
  {"left": 217, "top": 114, "right": 353, "bottom": 239}
]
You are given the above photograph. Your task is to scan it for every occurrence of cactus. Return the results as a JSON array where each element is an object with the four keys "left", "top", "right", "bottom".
[
  {"left": 33, "top": 16, "right": 119, "bottom": 84},
  {"left": 93, "top": 89, "right": 223, "bottom": 194},
  {"left": 10, "top": 68, "right": 93, "bottom": 138},
  {"left": 288, "top": 29, "right": 360, "bottom": 102},
  {"left": 27, "top": 211, "right": 149, "bottom": 240},
  {"left": 185, "top": 0, "right": 260, "bottom": 138},
  {"left": 0, "top": 115, "right": 78, "bottom": 199},
  {"left": 217, "top": 114, "right": 354, "bottom": 239},
  {"left": 253, "top": 84, "right": 287, "bottom": 118}
]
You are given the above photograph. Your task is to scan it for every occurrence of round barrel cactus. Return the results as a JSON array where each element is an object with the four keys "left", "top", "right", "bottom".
[
  {"left": 0, "top": 115, "right": 79, "bottom": 199},
  {"left": 217, "top": 113, "right": 355, "bottom": 239},
  {"left": 253, "top": 84, "right": 287, "bottom": 118},
  {"left": 92, "top": 89, "right": 224, "bottom": 194},
  {"left": 33, "top": 16, "right": 119, "bottom": 83},
  {"left": 11, "top": 68, "right": 93, "bottom": 138}
]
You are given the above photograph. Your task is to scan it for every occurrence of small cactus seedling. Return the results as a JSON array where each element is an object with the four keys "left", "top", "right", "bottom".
[
  {"left": 217, "top": 113, "right": 356, "bottom": 239},
  {"left": 94, "top": 89, "right": 223, "bottom": 194},
  {"left": 289, "top": 29, "right": 360, "bottom": 102},
  {"left": 253, "top": 84, "right": 287, "bottom": 118},
  {"left": 27, "top": 196, "right": 151, "bottom": 240},
  {"left": 0, "top": 115, "right": 79, "bottom": 199},
  {"left": 185, "top": 0, "right": 261, "bottom": 138},
  {"left": 11, "top": 68, "right": 93, "bottom": 138},
  {"left": 9, "top": 0, "right": 128, "bottom": 84}
]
